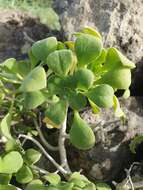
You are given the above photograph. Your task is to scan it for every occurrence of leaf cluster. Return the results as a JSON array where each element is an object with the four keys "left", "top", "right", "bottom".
[{"left": 0, "top": 27, "right": 135, "bottom": 189}]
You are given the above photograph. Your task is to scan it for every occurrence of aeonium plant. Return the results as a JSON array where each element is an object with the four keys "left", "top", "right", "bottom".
[{"left": 0, "top": 27, "right": 135, "bottom": 190}]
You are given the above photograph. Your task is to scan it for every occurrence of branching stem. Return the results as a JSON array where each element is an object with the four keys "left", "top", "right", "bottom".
[
  {"left": 58, "top": 108, "right": 71, "bottom": 174},
  {"left": 19, "top": 134, "right": 68, "bottom": 176},
  {"left": 33, "top": 117, "right": 59, "bottom": 151}
]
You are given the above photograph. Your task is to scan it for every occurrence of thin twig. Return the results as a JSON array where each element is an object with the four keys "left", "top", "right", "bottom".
[
  {"left": 58, "top": 108, "right": 71, "bottom": 174},
  {"left": 31, "top": 165, "right": 49, "bottom": 175},
  {"left": 33, "top": 117, "right": 59, "bottom": 151},
  {"left": 116, "top": 162, "right": 140, "bottom": 190},
  {"left": 18, "top": 134, "right": 68, "bottom": 176},
  {"left": 16, "top": 187, "right": 22, "bottom": 190},
  {"left": 23, "top": 31, "right": 35, "bottom": 43}
]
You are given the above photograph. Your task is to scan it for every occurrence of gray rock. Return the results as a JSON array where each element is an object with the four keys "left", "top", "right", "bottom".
[
  {"left": 54, "top": 0, "right": 143, "bottom": 63},
  {"left": 67, "top": 97, "right": 143, "bottom": 181}
]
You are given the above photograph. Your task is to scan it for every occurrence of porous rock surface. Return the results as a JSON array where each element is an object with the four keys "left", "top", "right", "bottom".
[
  {"left": 54, "top": 0, "right": 143, "bottom": 95},
  {"left": 67, "top": 97, "right": 143, "bottom": 182},
  {"left": 54, "top": 0, "right": 143, "bottom": 64}
]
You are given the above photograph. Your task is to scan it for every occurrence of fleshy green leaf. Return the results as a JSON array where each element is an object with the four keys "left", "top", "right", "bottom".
[
  {"left": 67, "top": 91, "right": 87, "bottom": 111},
  {"left": 86, "top": 84, "right": 114, "bottom": 108},
  {"left": 1, "top": 58, "right": 31, "bottom": 78},
  {"left": 82, "top": 26, "right": 102, "bottom": 39},
  {"left": 57, "top": 41, "right": 66, "bottom": 50},
  {"left": 0, "top": 151, "right": 23, "bottom": 174},
  {"left": 0, "top": 174, "right": 12, "bottom": 185},
  {"left": 88, "top": 99, "right": 100, "bottom": 114},
  {"left": 96, "top": 183, "right": 111, "bottom": 190},
  {"left": 97, "top": 68, "right": 131, "bottom": 90},
  {"left": 16, "top": 165, "right": 33, "bottom": 184},
  {"left": 24, "top": 148, "right": 42, "bottom": 165},
  {"left": 46, "top": 49, "right": 73, "bottom": 76},
  {"left": 0, "top": 185, "right": 17, "bottom": 190},
  {"left": 113, "top": 96, "right": 125, "bottom": 117},
  {"left": 83, "top": 183, "right": 96, "bottom": 190},
  {"left": 105, "top": 48, "right": 135, "bottom": 70},
  {"left": 31, "top": 37, "right": 57, "bottom": 61},
  {"left": 123, "top": 89, "right": 130, "bottom": 99},
  {"left": 19, "top": 67, "right": 46, "bottom": 92},
  {"left": 5, "top": 139, "right": 20, "bottom": 152},
  {"left": 75, "top": 34, "right": 103, "bottom": 67},
  {"left": 73, "top": 68, "right": 94, "bottom": 90},
  {"left": 28, "top": 50, "right": 39, "bottom": 68},
  {"left": 129, "top": 135, "right": 143, "bottom": 154},
  {"left": 47, "top": 75, "right": 63, "bottom": 95},
  {"left": 69, "top": 111, "right": 95, "bottom": 150},
  {"left": 23, "top": 90, "right": 49, "bottom": 109},
  {"left": 25, "top": 180, "right": 43, "bottom": 190},
  {"left": 58, "top": 182, "right": 74, "bottom": 190},
  {"left": 43, "top": 173, "right": 61, "bottom": 185},
  {"left": 69, "top": 172, "right": 89, "bottom": 188},
  {"left": 44, "top": 100, "right": 67, "bottom": 128},
  {"left": 0, "top": 112, "right": 12, "bottom": 139}
]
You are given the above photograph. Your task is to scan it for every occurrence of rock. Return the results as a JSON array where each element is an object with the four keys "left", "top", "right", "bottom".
[
  {"left": 0, "top": 9, "right": 62, "bottom": 62},
  {"left": 67, "top": 97, "right": 143, "bottom": 182},
  {"left": 54, "top": 0, "right": 143, "bottom": 95},
  {"left": 54, "top": 0, "right": 143, "bottom": 64}
]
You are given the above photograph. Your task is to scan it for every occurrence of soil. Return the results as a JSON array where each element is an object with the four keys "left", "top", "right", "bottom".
[{"left": 0, "top": 9, "right": 63, "bottom": 62}]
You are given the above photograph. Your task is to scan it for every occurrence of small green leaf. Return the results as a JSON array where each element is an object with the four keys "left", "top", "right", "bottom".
[
  {"left": 44, "top": 100, "right": 67, "bottom": 128},
  {"left": 47, "top": 75, "right": 63, "bottom": 95},
  {"left": 75, "top": 34, "right": 103, "bottom": 67},
  {"left": 1, "top": 58, "right": 16, "bottom": 72},
  {"left": 88, "top": 99, "right": 100, "bottom": 114},
  {"left": 1, "top": 58, "right": 31, "bottom": 78},
  {"left": 64, "top": 41, "right": 75, "bottom": 51},
  {"left": 20, "top": 67, "right": 47, "bottom": 92},
  {"left": 0, "top": 113, "right": 12, "bottom": 139},
  {"left": 0, "top": 72, "right": 20, "bottom": 84},
  {"left": 24, "top": 148, "right": 42, "bottom": 165},
  {"left": 0, "top": 174, "right": 12, "bottom": 185},
  {"left": 96, "top": 183, "right": 111, "bottom": 190},
  {"left": 70, "top": 111, "right": 95, "bottom": 150},
  {"left": 28, "top": 50, "right": 39, "bottom": 68},
  {"left": 46, "top": 49, "right": 73, "bottom": 76},
  {"left": 69, "top": 172, "right": 89, "bottom": 183},
  {"left": 82, "top": 26, "right": 102, "bottom": 39},
  {"left": 58, "top": 182, "right": 74, "bottom": 190},
  {"left": 23, "top": 90, "right": 49, "bottom": 109},
  {"left": 69, "top": 172, "right": 89, "bottom": 189},
  {"left": 0, "top": 151, "right": 23, "bottom": 174},
  {"left": 105, "top": 48, "right": 135, "bottom": 70},
  {"left": 83, "top": 183, "right": 96, "bottom": 190},
  {"left": 86, "top": 84, "right": 114, "bottom": 108},
  {"left": 97, "top": 68, "right": 131, "bottom": 90},
  {"left": 68, "top": 91, "right": 87, "bottom": 111},
  {"left": 31, "top": 37, "right": 57, "bottom": 61},
  {"left": 73, "top": 68, "right": 94, "bottom": 90},
  {"left": 57, "top": 41, "right": 66, "bottom": 50},
  {"left": 123, "top": 89, "right": 130, "bottom": 99},
  {"left": 16, "top": 165, "right": 33, "bottom": 184},
  {"left": 25, "top": 180, "right": 43, "bottom": 190},
  {"left": 113, "top": 96, "right": 125, "bottom": 117},
  {"left": 129, "top": 135, "right": 143, "bottom": 154},
  {"left": 43, "top": 173, "right": 61, "bottom": 185},
  {"left": 0, "top": 185, "right": 17, "bottom": 190},
  {"left": 5, "top": 139, "right": 20, "bottom": 152}
]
